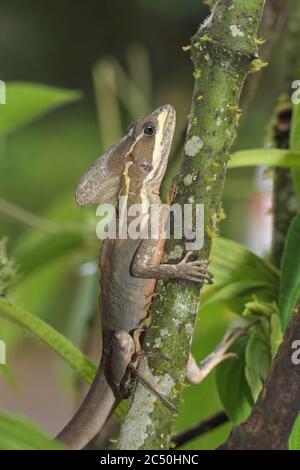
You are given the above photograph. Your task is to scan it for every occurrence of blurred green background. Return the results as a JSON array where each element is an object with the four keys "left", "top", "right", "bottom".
[{"left": 0, "top": 0, "right": 286, "bottom": 450}]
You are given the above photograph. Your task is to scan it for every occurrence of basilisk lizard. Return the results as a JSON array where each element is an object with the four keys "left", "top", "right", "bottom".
[{"left": 57, "top": 104, "right": 215, "bottom": 449}]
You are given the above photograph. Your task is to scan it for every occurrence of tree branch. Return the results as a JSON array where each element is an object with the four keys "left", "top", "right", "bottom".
[
  {"left": 220, "top": 304, "right": 300, "bottom": 449},
  {"left": 118, "top": 0, "right": 265, "bottom": 450}
]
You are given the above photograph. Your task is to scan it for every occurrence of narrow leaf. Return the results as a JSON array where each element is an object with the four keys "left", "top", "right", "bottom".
[
  {"left": 0, "top": 82, "right": 82, "bottom": 136},
  {"left": 0, "top": 297, "right": 97, "bottom": 384},
  {"left": 228, "top": 149, "right": 300, "bottom": 169},
  {"left": 0, "top": 410, "right": 63, "bottom": 450}
]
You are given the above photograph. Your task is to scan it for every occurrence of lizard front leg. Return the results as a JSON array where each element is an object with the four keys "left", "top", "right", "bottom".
[{"left": 131, "top": 242, "right": 213, "bottom": 284}]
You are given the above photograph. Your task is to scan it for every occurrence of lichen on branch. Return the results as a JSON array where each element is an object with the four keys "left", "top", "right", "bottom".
[{"left": 119, "top": 0, "right": 266, "bottom": 450}]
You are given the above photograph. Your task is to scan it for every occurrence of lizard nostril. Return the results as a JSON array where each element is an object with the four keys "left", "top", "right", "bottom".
[{"left": 139, "top": 160, "right": 153, "bottom": 173}]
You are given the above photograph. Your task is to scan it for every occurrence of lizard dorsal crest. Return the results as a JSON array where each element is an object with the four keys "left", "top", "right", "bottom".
[{"left": 75, "top": 135, "right": 133, "bottom": 207}]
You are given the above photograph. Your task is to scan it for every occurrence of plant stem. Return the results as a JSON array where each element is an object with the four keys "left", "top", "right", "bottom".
[
  {"left": 118, "top": 0, "right": 265, "bottom": 451},
  {"left": 171, "top": 412, "right": 228, "bottom": 448}
]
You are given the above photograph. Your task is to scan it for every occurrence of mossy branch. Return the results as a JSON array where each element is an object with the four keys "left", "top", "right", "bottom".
[{"left": 118, "top": 0, "right": 265, "bottom": 450}]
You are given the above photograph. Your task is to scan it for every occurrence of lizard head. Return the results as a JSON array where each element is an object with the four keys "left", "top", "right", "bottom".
[
  {"left": 123, "top": 104, "right": 176, "bottom": 198},
  {"left": 75, "top": 104, "right": 176, "bottom": 207}
]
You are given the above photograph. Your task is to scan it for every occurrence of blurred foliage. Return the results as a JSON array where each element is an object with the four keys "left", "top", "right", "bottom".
[
  {"left": 229, "top": 148, "right": 300, "bottom": 170},
  {"left": 0, "top": 238, "right": 18, "bottom": 296},
  {"left": 0, "top": 0, "right": 298, "bottom": 451},
  {"left": 0, "top": 410, "right": 63, "bottom": 450},
  {"left": 0, "top": 297, "right": 97, "bottom": 384},
  {"left": 279, "top": 213, "right": 300, "bottom": 330},
  {"left": 290, "top": 103, "right": 300, "bottom": 196},
  {"left": 289, "top": 414, "right": 300, "bottom": 451},
  {"left": 0, "top": 83, "right": 81, "bottom": 137}
]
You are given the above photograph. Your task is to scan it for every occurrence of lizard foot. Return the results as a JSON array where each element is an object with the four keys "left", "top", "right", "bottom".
[
  {"left": 128, "top": 363, "right": 178, "bottom": 414},
  {"left": 177, "top": 251, "right": 214, "bottom": 284},
  {"left": 135, "top": 351, "right": 172, "bottom": 362}
]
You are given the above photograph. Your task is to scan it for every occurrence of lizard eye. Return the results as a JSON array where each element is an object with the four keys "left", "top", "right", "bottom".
[{"left": 143, "top": 123, "right": 156, "bottom": 136}]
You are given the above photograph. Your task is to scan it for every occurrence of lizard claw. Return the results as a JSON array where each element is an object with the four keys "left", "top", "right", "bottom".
[{"left": 178, "top": 251, "right": 213, "bottom": 284}]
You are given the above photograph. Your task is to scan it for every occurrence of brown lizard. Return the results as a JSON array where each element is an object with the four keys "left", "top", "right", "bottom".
[{"left": 57, "top": 104, "right": 215, "bottom": 449}]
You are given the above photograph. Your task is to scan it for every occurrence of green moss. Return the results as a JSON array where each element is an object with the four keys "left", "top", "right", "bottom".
[
  {"left": 253, "top": 36, "right": 265, "bottom": 46},
  {"left": 193, "top": 69, "right": 202, "bottom": 79},
  {"left": 199, "top": 34, "right": 213, "bottom": 43},
  {"left": 217, "top": 206, "right": 227, "bottom": 221},
  {"left": 250, "top": 58, "right": 268, "bottom": 73}
]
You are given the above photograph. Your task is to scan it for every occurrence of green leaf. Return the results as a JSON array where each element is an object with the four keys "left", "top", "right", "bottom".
[
  {"left": 228, "top": 149, "right": 300, "bottom": 170},
  {"left": 245, "top": 327, "right": 271, "bottom": 402},
  {"left": 0, "top": 82, "right": 82, "bottom": 137},
  {"left": 0, "top": 410, "right": 63, "bottom": 450},
  {"left": 202, "top": 237, "right": 279, "bottom": 309},
  {"left": 289, "top": 414, "right": 300, "bottom": 450},
  {"left": 279, "top": 213, "right": 300, "bottom": 330},
  {"left": 0, "top": 297, "right": 97, "bottom": 384},
  {"left": 290, "top": 104, "right": 300, "bottom": 195},
  {"left": 216, "top": 337, "right": 254, "bottom": 424},
  {"left": 270, "top": 313, "right": 283, "bottom": 358},
  {"left": 243, "top": 297, "right": 279, "bottom": 319}
]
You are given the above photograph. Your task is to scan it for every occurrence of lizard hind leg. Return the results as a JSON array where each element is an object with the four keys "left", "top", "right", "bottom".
[
  {"left": 124, "top": 329, "right": 177, "bottom": 413},
  {"left": 127, "top": 363, "right": 178, "bottom": 414},
  {"left": 108, "top": 330, "right": 136, "bottom": 399},
  {"left": 111, "top": 329, "right": 177, "bottom": 412},
  {"left": 186, "top": 325, "right": 252, "bottom": 385}
]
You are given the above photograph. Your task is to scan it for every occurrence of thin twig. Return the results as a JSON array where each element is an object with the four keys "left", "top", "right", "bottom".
[{"left": 172, "top": 412, "right": 228, "bottom": 448}]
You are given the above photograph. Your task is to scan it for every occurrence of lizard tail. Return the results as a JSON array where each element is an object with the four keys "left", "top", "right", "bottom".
[{"left": 56, "top": 368, "right": 116, "bottom": 450}]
